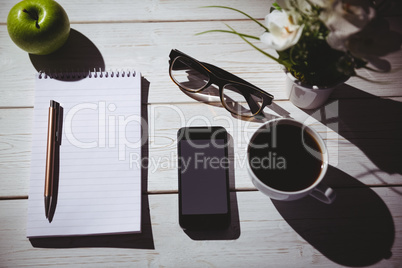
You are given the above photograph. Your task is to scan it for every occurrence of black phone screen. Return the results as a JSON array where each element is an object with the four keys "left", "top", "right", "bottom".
[
  {"left": 178, "top": 127, "right": 230, "bottom": 229},
  {"left": 180, "top": 139, "right": 228, "bottom": 215}
]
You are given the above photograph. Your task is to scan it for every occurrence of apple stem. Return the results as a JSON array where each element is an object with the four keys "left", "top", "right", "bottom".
[{"left": 23, "top": 9, "right": 40, "bottom": 29}]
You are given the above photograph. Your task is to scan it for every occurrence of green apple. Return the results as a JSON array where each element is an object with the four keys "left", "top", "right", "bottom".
[{"left": 7, "top": 0, "right": 70, "bottom": 55}]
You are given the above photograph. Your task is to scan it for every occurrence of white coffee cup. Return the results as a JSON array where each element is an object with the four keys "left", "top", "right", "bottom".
[{"left": 247, "top": 118, "right": 336, "bottom": 204}]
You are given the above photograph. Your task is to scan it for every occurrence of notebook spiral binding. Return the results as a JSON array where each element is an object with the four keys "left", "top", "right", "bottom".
[{"left": 38, "top": 69, "right": 136, "bottom": 79}]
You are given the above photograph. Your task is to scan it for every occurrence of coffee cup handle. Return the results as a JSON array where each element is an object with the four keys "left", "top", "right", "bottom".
[{"left": 309, "top": 184, "right": 336, "bottom": 204}]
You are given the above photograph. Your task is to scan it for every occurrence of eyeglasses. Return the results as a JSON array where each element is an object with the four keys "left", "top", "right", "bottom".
[{"left": 169, "top": 49, "right": 274, "bottom": 117}]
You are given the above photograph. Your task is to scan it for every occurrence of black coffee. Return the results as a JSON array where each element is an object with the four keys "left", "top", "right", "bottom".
[{"left": 248, "top": 123, "right": 323, "bottom": 192}]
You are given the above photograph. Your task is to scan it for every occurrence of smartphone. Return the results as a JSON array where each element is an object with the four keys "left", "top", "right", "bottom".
[{"left": 177, "top": 126, "right": 231, "bottom": 230}]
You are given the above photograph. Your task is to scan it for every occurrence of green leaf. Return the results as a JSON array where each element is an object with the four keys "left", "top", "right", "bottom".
[
  {"left": 224, "top": 25, "right": 288, "bottom": 67},
  {"left": 196, "top": 29, "right": 260, "bottom": 40},
  {"left": 201, "top": 6, "right": 268, "bottom": 32},
  {"left": 272, "top": 2, "right": 282, "bottom": 11}
]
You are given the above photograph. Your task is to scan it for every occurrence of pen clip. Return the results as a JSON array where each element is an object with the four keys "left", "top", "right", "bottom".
[{"left": 50, "top": 100, "right": 61, "bottom": 143}]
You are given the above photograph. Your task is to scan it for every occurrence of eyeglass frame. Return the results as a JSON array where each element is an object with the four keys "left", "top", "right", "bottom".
[{"left": 168, "top": 49, "right": 274, "bottom": 117}]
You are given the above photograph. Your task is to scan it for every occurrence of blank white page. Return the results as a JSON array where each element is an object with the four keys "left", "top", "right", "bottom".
[{"left": 27, "top": 71, "right": 142, "bottom": 237}]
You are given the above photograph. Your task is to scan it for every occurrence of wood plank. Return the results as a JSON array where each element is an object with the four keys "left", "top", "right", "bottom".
[
  {"left": 1, "top": 0, "right": 273, "bottom": 24},
  {"left": 3, "top": 0, "right": 402, "bottom": 24},
  {"left": 0, "top": 108, "right": 32, "bottom": 198},
  {"left": 1, "top": 99, "right": 401, "bottom": 197},
  {"left": 0, "top": 188, "right": 401, "bottom": 267},
  {"left": 1, "top": 19, "right": 402, "bottom": 108},
  {"left": 0, "top": 20, "right": 284, "bottom": 108}
]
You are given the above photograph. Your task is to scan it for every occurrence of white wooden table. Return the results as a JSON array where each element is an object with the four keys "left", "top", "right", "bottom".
[{"left": 1, "top": 0, "right": 402, "bottom": 267}]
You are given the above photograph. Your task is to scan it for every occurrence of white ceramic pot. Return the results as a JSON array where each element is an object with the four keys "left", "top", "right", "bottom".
[{"left": 284, "top": 70, "right": 347, "bottom": 110}]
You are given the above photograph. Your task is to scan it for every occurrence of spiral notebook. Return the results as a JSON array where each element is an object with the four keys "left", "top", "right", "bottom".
[{"left": 27, "top": 70, "right": 142, "bottom": 238}]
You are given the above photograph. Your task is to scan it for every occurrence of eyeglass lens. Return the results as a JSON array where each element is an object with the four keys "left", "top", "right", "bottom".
[
  {"left": 170, "top": 57, "right": 209, "bottom": 92},
  {"left": 222, "top": 84, "right": 263, "bottom": 116},
  {"left": 171, "top": 56, "right": 264, "bottom": 116}
]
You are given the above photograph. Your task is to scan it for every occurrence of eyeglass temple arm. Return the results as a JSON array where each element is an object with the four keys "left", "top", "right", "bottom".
[{"left": 243, "top": 92, "right": 261, "bottom": 115}]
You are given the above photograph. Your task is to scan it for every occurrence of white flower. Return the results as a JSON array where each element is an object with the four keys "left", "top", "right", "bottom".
[
  {"left": 322, "top": 0, "right": 376, "bottom": 51},
  {"left": 260, "top": 9, "right": 304, "bottom": 51}
]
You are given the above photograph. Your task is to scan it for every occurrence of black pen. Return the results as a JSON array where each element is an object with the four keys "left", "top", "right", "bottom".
[{"left": 45, "top": 100, "right": 60, "bottom": 221}]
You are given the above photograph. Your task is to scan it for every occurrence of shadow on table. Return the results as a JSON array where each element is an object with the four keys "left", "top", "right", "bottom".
[
  {"left": 184, "top": 133, "right": 241, "bottom": 240},
  {"left": 30, "top": 77, "right": 154, "bottom": 249},
  {"left": 29, "top": 29, "right": 105, "bottom": 80},
  {"left": 178, "top": 86, "right": 290, "bottom": 123},
  {"left": 307, "top": 84, "right": 402, "bottom": 177},
  {"left": 272, "top": 165, "right": 395, "bottom": 266}
]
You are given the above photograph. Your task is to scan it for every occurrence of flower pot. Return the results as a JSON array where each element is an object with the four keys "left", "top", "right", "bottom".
[{"left": 284, "top": 70, "right": 348, "bottom": 110}]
